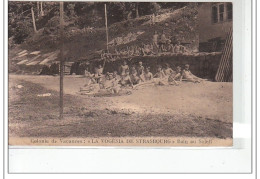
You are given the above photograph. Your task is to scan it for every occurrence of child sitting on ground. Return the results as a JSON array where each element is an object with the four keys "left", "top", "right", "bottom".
[
  {"left": 163, "top": 63, "right": 174, "bottom": 76},
  {"left": 154, "top": 65, "right": 168, "bottom": 85},
  {"left": 112, "top": 70, "right": 121, "bottom": 82},
  {"left": 120, "top": 69, "right": 133, "bottom": 88},
  {"left": 144, "top": 67, "right": 153, "bottom": 81},
  {"left": 93, "top": 64, "right": 104, "bottom": 83},
  {"left": 173, "top": 41, "right": 187, "bottom": 54},
  {"left": 119, "top": 60, "right": 129, "bottom": 76},
  {"left": 165, "top": 40, "right": 174, "bottom": 53},
  {"left": 98, "top": 73, "right": 121, "bottom": 94},
  {"left": 137, "top": 61, "right": 145, "bottom": 82},
  {"left": 168, "top": 66, "right": 182, "bottom": 85},
  {"left": 82, "top": 67, "right": 95, "bottom": 85},
  {"left": 130, "top": 67, "right": 141, "bottom": 85},
  {"left": 154, "top": 65, "right": 165, "bottom": 78}
]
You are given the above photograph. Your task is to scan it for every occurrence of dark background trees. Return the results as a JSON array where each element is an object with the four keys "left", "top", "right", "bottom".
[{"left": 8, "top": 2, "right": 188, "bottom": 44}]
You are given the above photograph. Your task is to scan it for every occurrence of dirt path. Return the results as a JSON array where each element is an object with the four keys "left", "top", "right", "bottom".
[
  {"left": 10, "top": 74, "right": 232, "bottom": 123},
  {"left": 8, "top": 74, "right": 233, "bottom": 139}
]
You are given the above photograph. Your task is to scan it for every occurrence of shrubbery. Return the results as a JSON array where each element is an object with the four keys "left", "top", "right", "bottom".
[{"left": 12, "top": 21, "right": 32, "bottom": 44}]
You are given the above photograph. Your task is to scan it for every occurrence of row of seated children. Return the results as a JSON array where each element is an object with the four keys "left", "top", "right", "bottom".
[
  {"left": 141, "top": 40, "right": 188, "bottom": 56},
  {"left": 118, "top": 61, "right": 204, "bottom": 86},
  {"left": 82, "top": 61, "right": 204, "bottom": 94},
  {"left": 154, "top": 63, "right": 204, "bottom": 85},
  {"left": 83, "top": 61, "right": 152, "bottom": 88},
  {"left": 152, "top": 30, "right": 189, "bottom": 54},
  {"left": 100, "top": 32, "right": 189, "bottom": 61},
  {"left": 100, "top": 41, "right": 188, "bottom": 61}
]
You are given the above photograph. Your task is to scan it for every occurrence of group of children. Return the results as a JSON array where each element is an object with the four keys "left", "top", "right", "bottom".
[
  {"left": 80, "top": 60, "right": 204, "bottom": 95},
  {"left": 152, "top": 30, "right": 188, "bottom": 54},
  {"left": 100, "top": 31, "right": 189, "bottom": 62}
]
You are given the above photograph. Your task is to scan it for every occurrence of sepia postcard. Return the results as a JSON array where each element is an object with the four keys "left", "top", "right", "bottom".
[{"left": 8, "top": 1, "right": 233, "bottom": 146}]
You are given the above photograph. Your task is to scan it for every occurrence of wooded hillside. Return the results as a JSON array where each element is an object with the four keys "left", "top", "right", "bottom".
[{"left": 8, "top": 1, "right": 199, "bottom": 71}]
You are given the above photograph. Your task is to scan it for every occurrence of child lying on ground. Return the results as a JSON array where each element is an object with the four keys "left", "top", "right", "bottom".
[
  {"left": 181, "top": 64, "right": 204, "bottom": 83},
  {"left": 80, "top": 83, "right": 100, "bottom": 94}
]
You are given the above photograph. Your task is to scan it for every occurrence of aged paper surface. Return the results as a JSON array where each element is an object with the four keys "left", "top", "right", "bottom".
[{"left": 8, "top": 2, "right": 233, "bottom": 146}]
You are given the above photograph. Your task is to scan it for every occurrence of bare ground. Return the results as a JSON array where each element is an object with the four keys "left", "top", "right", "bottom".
[{"left": 9, "top": 74, "right": 232, "bottom": 139}]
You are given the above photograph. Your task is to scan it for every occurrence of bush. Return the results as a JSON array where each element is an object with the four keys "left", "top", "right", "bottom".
[{"left": 13, "top": 21, "right": 32, "bottom": 44}]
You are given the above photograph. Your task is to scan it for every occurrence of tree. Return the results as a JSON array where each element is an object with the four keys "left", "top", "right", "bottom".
[
  {"left": 40, "top": 2, "right": 44, "bottom": 16},
  {"left": 135, "top": 3, "right": 139, "bottom": 18}
]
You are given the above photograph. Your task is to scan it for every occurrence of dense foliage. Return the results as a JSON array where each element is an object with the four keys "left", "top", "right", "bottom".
[{"left": 8, "top": 2, "right": 188, "bottom": 44}]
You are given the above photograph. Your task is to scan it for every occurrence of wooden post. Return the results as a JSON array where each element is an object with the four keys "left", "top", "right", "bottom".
[
  {"left": 105, "top": 4, "right": 109, "bottom": 52},
  {"left": 31, "top": 7, "right": 37, "bottom": 33},
  {"left": 59, "top": 2, "right": 64, "bottom": 120},
  {"left": 103, "top": 4, "right": 109, "bottom": 69}
]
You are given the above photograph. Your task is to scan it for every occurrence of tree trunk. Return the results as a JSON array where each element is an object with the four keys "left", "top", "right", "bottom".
[
  {"left": 40, "top": 2, "right": 44, "bottom": 17},
  {"left": 127, "top": 11, "right": 132, "bottom": 20},
  {"left": 37, "top": 2, "right": 39, "bottom": 17},
  {"left": 31, "top": 7, "right": 37, "bottom": 33},
  {"left": 135, "top": 3, "right": 139, "bottom": 18}
]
